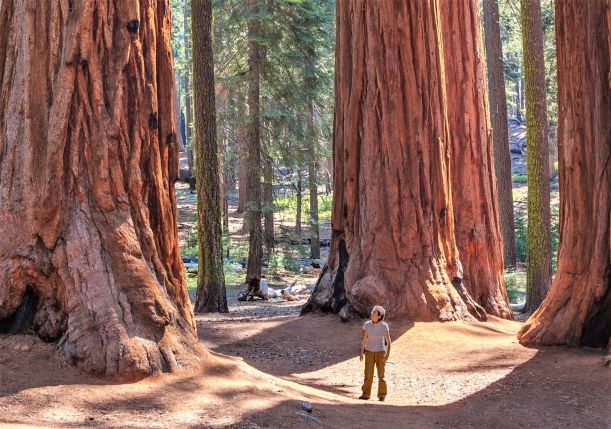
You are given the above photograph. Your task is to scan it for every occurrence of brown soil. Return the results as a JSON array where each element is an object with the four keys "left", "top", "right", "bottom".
[{"left": 1, "top": 295, "right": 609, "bottom": 428}]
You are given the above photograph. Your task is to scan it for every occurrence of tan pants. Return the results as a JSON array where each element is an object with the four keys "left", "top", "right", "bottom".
[{"left": 361, "top": 351, "right": 387, "bottom": 398}]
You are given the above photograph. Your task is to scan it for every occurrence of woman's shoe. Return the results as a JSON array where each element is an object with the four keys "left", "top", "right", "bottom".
[
  {"left": 358, "top": 395, "right": 369, "bottom": 400},
  {"left": 378, "top": 397, "right": 385, "bottom": 402}
]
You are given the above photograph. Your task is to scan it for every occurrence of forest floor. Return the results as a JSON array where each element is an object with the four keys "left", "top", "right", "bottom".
[
  {"left": 1, "top": 174, "right": 607, "bottom": 429},
  {"left": 1, "top": 306, "right": 609, "bottom": 428}
]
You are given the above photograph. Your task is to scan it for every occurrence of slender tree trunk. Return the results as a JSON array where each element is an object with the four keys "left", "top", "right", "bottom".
[
  {"left": 520, "top": 0, "right": 552, "bottom": 313},
  {"left": 237, "top": 102, "right": 248, "bottom": 215},
  {"left": 304, "top": 0, "right": 487, "bottom": 321},
  {"left": 307, "top": 106, "right": 320, "bottom": 261},
  {"left": 262, "top": 153, "right": 275, "bottom": 251},
  {"left": 296, "top": 167, "right": 303, "bottom": 237},
  {"left": 440, "top": 0, "right": 512, "bottom": 319},
  {"left": 192, "top": 0, "right": 228, "bottom": 313},
  {"left": 482, "top": 0, "right": 517, "bottom": 269},
  {"left": 518, "top": 0, "right": 610, "bottom": 350},
  {"left": 245, "top": 0, "right": 263, "bottom": 281},
  {"left": 0, "top": 0, "right": 202, "bottom": 378},
  {"left": 184, "top": 3, "right": 194, "bottom": 177}
]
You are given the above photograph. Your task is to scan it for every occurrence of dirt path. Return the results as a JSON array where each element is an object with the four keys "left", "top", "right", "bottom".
[{"left": 2, "top": 292, "right": 609, "bottom": 428}]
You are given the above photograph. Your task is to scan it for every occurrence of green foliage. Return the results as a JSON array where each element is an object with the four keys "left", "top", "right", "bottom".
[
  {"left": 512, "top": 174, "right": 528, "bottom": 184},
  {"left": 498, "top": 0, "right": 557, "bottom": 125},
  {"left": 514, "top": 210, "right": 528, "bottom": 263},
  {"left": 505, "top": 269, "right": 526, "bottom": 303}
]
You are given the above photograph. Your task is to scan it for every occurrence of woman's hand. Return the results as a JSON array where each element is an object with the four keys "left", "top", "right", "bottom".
[{"left": 359, "top": 347, "right": 365, "bottom": 361}]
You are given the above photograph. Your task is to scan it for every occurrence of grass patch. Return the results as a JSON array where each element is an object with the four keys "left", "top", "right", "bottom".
[{"left": 512, "top": 174, "right": 528, "bottom": 184}]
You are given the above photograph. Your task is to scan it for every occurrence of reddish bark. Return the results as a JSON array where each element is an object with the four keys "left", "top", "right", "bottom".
[
  {"left": 304, "top": 0, "right": 484, "bottom": 321},
  {"left": 440, "top": 0, "right": 512, "bottom": 319},
  {"left": 518, "top": 0, "right": 610, "bottom": 350},
  {"left": 0, "top": 1, "right": 202, "bottom": 378}
]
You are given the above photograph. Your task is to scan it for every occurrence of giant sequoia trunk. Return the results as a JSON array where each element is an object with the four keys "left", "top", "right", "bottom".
[
  {"left": 440, "top": 0, "right": 512, "bottom": 319},
  {"left": 520, "top": 0, "right": 552, "bottom": 313},
  {"left": 518, "top": 0, "right": 611, "bottom": 350},
  {"left": 304, "top": 0, "right": 485, "bottom": 321},
  {"left": 192, "top": 0, "right": 228, "bottom": 313},
  {"left": 0, "top": 0, "right": 202, "bottom": 378},
  {"left": 482, "top": 0, "right": 517, "bottom": 269}
]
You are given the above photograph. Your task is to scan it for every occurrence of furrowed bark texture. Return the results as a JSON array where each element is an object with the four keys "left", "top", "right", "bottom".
[
  {"left": 245, "top": 0, "right": 263, "bottom": 280},
  {"left": 183, "top": 3, "right": 194, "bottom": 177},
  {"left": 518, "top": 0, "right": 611, "bottom": 350},
  {"left": 520, "top": 0, "right": 552, "bottom": 313},
  {"left": 192, "top": 0, "right": 228, "bottom": 313},
  {"left": 440, "top": 0, "right": 512, "bottom": 320},
  {"left": 304, "top": 0, "right": 480, "bottom": 321},
  {"left": 482, "top": 0, "right": 517, "bottom": 268},
  {"left": 0, "top": 0, "right": 202, "bottom": 378}
]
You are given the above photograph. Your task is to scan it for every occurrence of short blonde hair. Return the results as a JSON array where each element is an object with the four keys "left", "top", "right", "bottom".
[{"left": 372, "top": 305, "right": 386, "bottom": 320}]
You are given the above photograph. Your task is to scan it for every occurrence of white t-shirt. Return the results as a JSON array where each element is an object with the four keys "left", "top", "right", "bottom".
[{"left": 363, "top": 320, "right": 390, "bottom": 352}]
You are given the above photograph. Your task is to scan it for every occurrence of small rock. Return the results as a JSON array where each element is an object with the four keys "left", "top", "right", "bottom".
[
  {"left": 603, "top": 355, "right": 611, "bottom": 367},
  {"left": 301, "top": 401, "right": 313, "bottom": 413}
]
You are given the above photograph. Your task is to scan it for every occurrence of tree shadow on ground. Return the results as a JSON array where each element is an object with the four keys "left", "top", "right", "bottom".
[
  {"left": 0, "top": 334, "right": 112, "bottom": 397},
  {"left": 197, "top": 312, "right": 414, "bottom": 380},
  {"left": 203, "top": 347, "right": 610, "bottom": 429}
]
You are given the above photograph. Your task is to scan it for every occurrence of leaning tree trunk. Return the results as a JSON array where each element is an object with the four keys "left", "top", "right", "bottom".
[
  {"left": 440, "top": 0, "right": 512, "bottom": 320},
  {"left": 192, "top": 0, "right": 228, "bottom": 313},
  {"left": 520, "top": 0, "right": 552, "bottom": 313},
  {"left": 518, "top": 0, "right": 610, "bottom": 350},
  {"left": 482, "top": 0, "right": 517, "bottom": 269},
  {"left": 303, "top": 0, "right": 484, "bottom": 321},
  {"left": 0, "top": 0, "right": 202, "bottom": 378},
  {"left": 245, "top": 0, "right": 263, "bottom": 281}
]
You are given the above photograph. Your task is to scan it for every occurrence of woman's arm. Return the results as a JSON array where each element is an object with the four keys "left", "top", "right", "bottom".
[
  {"left": 383, "top": 331, "right": 392, "bottom": 361},
  {"left": 360, "top": 330, "right": 368, "bottom": 361}
]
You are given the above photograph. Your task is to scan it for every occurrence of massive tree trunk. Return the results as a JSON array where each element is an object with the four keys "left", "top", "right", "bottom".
[
  {"left": 520, "top": 0, "right": 552, "bottom": 313},
  {"left": 184, "top": 3, "right": 194, "bottom": 177},
  {"left": 192, "top": 0, "right": 228, "bottom": 313},
  {"left": 518, "top": 0, "right": 611, "bottom": 350},
  {"left": 0, "top": 0, "right": 202, "bottom": 378},
  {"left": 245, "top": 0, "right": 263, "bottom": 281},
  {"left": 303, "top": 0, "right": 484, "bottom": 321},
  {"left": 440, "top": 0, "right": 512, "bottom": 319},
  {"left": 482, "top": 0, "right": 517, "bottom": 269}
]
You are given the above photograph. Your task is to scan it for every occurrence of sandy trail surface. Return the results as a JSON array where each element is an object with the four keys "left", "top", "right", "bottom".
[{"left": 1, "top": 293, "right": 609, "bottom": 428}]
